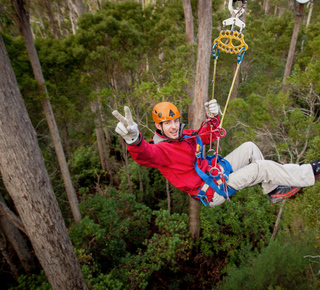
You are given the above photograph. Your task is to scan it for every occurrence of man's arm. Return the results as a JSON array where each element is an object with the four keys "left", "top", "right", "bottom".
[
  {"left": 113, "top": 106, "right": 170, "bottom": 168},
  {"left": 197, "top": 99, "right": 221, "bottom": 145}
]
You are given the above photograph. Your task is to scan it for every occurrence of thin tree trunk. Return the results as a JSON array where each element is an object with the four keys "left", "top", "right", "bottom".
[
  {"left": 120, "top": 137, "right": 133, "bottom": 194},
  {"left": 188, "top": 0, "right": 212, "bottom": 240},
  {"left": 75, "top": 0, "right": 85, "bottom": 16},
  {"left": 301, "top": 1, "right": 313, "bottom": 50},
  {"left": 68, "top": 0, "right": 77, "bottom": 34},
  {"left": 91, "top": 98, "right": 113, "bottom": 185},
  {"left": 182, "top": 0, "right": 195, "bottom": 111},
  {"left": 99, "top": 101, "right": 113, "bottom": 148},
  {"left": 283, "top": 3, "right": 304, "bottom": 80},
  {"left": 64, "top": 123, "right": 73, "bottom": 168},
  {"left": 0, "top": 194, "right": 36, "bottom": 274},
  {"left": 10, "top": 0, "right": 81, "bottom": 224},
  {"left": 139, "top": 166, "right": 144, "bottom": 193},
  {"left": 182, "top": 0, "right": 194, "bottom": 44},
  {"left": 263, "top": 0, "right": 269, "bottom": 14},
  {"left": 42, "top": 0, "right": 58, "bottom": 39},
  {"left": 0, "top": 233, "right": 20, "bottom": 280},
  {"left": 306, "top": 1, "right": 313, "bottom": 27},
  {"left": 0, "top": 33, "right": 88, "bottom": 289},
  {"left": 0, "top": 195, "right": 26, "bottom": 234},
  {"left": 166, "top": 179, "right": 171, "bottom": 214},
  {"left": 271, "top": 199, "right": 286, "bottom": 240}
]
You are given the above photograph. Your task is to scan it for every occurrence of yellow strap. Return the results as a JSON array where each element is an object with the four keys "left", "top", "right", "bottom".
[
  {"left": 219, "top": 62, "right": 241, "bottom": 127},
  {"left": 211, "top": 58, "right": 218, "bottom": 100},
  {"left": 213, "top": 30, "right": 248, "bottom": 55}
]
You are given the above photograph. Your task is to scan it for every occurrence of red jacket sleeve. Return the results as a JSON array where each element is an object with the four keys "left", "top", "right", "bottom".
[{"left": 126, "top": 133, "right": 172, "bottom": 168}]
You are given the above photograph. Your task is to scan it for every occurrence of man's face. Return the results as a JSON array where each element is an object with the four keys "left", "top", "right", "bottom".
[{"left": 155, "top": 118, "right": 180, "bottom": 139}]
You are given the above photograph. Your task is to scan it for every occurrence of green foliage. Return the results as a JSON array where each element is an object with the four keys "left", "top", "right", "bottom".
[
  {"left": 70, "top": 145, "right": 103, "bottom": 188},
  {"left": 125, "top": 210, "right": 193, "bottom": 289},
  {"left": 198, "top": 186, "right": 277, "bottom": 266},
  {"left": 69, "top": 192, "right": 151, "bottom": 270},
  {"left": 217, "top": 231, "right": 320, "bottom": 289},
  {"left": 9, "top": 271, "right": 51, "bottom": 290},
  {"left": 282, "top": 181, "right": 320, "bottom": 232}
]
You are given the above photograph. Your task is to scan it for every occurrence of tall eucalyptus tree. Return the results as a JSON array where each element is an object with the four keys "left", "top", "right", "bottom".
[
  {"left": 0, "top": 32, "right": 88, "bottom": 290},
  {"left": 4, "top": 0, "right": 81, "bottom": 224}
]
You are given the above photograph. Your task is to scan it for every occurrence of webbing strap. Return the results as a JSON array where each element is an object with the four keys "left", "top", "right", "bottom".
[{"left": 194, "top": 137, "right": 237, "bottom": 205}]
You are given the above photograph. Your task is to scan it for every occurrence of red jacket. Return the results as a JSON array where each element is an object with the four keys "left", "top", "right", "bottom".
[{"left": 126, "top": 117, "right": 221, "bottom": 202}]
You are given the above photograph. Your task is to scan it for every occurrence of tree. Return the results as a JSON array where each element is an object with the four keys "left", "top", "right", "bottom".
[
  {"left": 0, "top": 193, "right": 36, "bottom": 274},
  {"left": 75, "top": 0, "right": 85, "bottom": 16},
  {"left": 283, "top": 3, "right": 304, "bottom": 79},
  {"left": 182, "top": 0, "right": 194, "bottom": 44},
  {"left": 188, "top": 0, "right": 212, "bottom": 240},
  {"left": 0, "top": 233, "right": 19, "bottom": 280},
  {"left": 91, "top": 96, "right": 113, "bottom": 184},
  {"left": 0, "top": 32, "right": 88, "bottom": 289},
  {"left": 7, "top": 0, "right": 81, "bottom": 224},
  {"left": 41, "top": 0, "right": 59, "bottom": 39}
]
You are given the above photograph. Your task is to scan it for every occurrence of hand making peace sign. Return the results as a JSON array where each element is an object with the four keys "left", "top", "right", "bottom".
[{"left": 112, "top": 106, "right": 139, "bottom": 144}]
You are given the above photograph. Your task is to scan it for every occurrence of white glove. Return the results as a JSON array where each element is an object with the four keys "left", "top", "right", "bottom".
[
  {"left": 205, "top": 99, "right": 219, "bottom": 117},
  {"left": 112, "top": 106, "right": 139, "bottom": 145}
]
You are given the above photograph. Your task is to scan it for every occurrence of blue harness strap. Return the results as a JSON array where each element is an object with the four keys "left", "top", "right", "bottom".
[{"left": 193, "top": 136, "right": 237, "bottom": 206}]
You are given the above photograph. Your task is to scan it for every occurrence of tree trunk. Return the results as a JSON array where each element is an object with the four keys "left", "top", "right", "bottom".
[
  {"left": 68, "top": 0, "right": 77, "bottom": 34},
  {"left": 263, "top": 0, "right": 269, "bottom": 14},
  {"left": 0, "top": 33, "right": 88, "bottom": 289},
  {"left": 0, "top": 194, "right": 26, "bottom": 234},
  {"left": 10, "top": 0, "right": 81, "bottom": 224},
  {"left": 75, "top": 0, "right": 85, "bottom": 17},
  {"left": 96, "top": 0, "right": 101, "bottom": 10},
  {"left": 188, "top": 0, "right": 212, "bottom": 240},
  {"left": 182, "top": 0, "right": 194, "bottom": 44},
  {"left": 139, "top": 166, "right": 144, "bottom": 193},
  {"left": 42, "top": 0, "right": 58, "bottom": 39},
  {"left": 183, "top": 0, "right": 195, "bottom": 113},
  {"left": 91, "top": 98, "right": 113, "bottom": 185},
  {"left": 306, "top": 1, "right": 313, "bottom": 27},
  {"left": 0, "top": 195, "right": 37, "bottom": 274},
  {"left": 63, "top": 123, "right": 73, "bottom": 169},
  {"left": 283, "top": 3, "right": 304, "bottom": 80},
  {"left": 271, "top": 199, "right": 286, "bottom": 240},
  {"left": 0, "top": 233, "right": 20, "bottom": 280},
  {"left": 120, "top": 137, "right": 133, "bottom": 194},
  {"left": 166, "top": 179, "right": 171, "bottom": 214}
]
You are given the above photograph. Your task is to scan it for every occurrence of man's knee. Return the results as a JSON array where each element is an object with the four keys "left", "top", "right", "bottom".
[{"left": 241, "top": 141, "right": 259, "bottom": 151}]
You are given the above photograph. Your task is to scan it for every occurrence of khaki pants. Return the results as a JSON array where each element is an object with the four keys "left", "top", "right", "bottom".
[{"left": 209, "top": 142, "right": 315, "bottom": 207}]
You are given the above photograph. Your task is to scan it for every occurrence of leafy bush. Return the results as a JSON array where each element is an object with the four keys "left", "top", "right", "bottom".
[
  {"left": 9, "top": 271, "right": 51, "bottom": 290},
  {"left": 69, "top": 190, "right": 152, "bottom": 271},
  {"left": 217, "top": 231, "right": 320, "bottom": 289},
  {"left": 125, "top": 210, "right": 194, "bottom": 289},
  {"left": 70, "top": 145, "right": 103, "bottom": 188},
  {"left": 198, "top": 186, "right": 277, "bottom": 266}
]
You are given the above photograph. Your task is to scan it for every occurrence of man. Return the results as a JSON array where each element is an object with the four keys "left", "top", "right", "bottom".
[{"left": 112, "top": 101, "right": 320, "bottom": 207}]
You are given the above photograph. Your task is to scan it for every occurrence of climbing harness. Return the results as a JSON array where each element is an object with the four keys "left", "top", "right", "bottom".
[
  {"left": 187, "top": 118, "right": 236, "bottom": 206},
  {"left": 192, "top": 0, "right": 249, "bottom": 206}
]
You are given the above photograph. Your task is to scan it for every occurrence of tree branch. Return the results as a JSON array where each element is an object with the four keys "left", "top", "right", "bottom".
[{"left": 0, "top": 198, "right": 27, "bottom": 235}]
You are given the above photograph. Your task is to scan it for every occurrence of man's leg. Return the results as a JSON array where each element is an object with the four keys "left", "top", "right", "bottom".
[
  {"left": 227, "top": 159, "right": 314, "bottom": 194},
  {"left": 223, "top": 141, "right": 265, "bottom": 171}
]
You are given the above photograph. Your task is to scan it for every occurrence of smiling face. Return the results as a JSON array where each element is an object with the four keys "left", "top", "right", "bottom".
[{"left": 155, "top": 118, "right": 180, "bottom": 139}]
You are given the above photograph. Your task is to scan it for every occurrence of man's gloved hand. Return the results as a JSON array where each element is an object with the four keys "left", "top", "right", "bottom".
[
  {"left": 205, "top": 99, "right": 220, "bottom": 117},
  {"left": 112, "top": 106, "right": 139, "bottom": 144}
]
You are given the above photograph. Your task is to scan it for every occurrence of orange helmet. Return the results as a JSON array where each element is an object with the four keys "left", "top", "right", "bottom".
[{"left": 152, "top": 102, "right": 181, "bottom": 123}]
